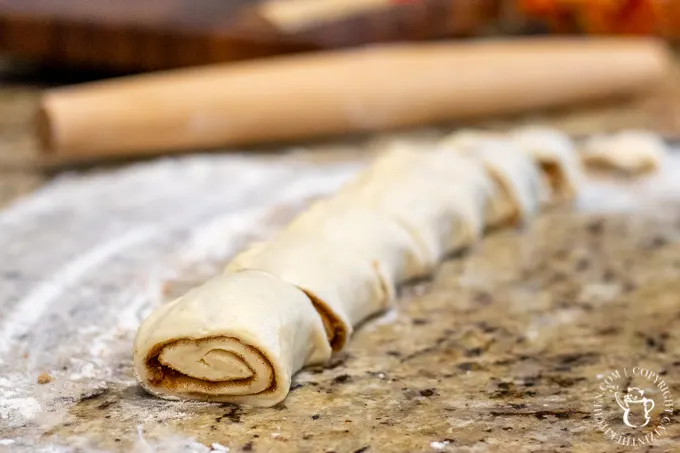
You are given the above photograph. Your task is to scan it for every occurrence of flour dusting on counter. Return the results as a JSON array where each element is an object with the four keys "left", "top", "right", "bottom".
[{"left": 0, "top": 153, "right": 360, "bottom": 450}]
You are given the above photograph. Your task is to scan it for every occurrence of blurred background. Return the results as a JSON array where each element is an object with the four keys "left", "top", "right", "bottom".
[{"left": 2, "top": 0, "right": 680, "bottom": 206}]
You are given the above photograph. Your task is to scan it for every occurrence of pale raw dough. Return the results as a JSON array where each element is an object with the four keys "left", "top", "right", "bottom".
[
  {"left": 284, "top": 198, "right": 430, "bottom": 302},
  {"left": 226, "top": 235, "right": 386, "bottom": 351},
  {"left": 439, "top": 129, "right": 503, "bottom": 153},
  {"left": 133, "top": 127, "right": 618, "bottom": 408},
  {"left": 439, "top": 136, "right": 550, "bottom": 227},
  {"left": 339, "top": 144, "right": 494, "bottom": 266},
  {"left": 133, "top": 270, "right": 331, "bottom": 407},
  {"left": 581, "top": 130, "right": 668, "bottom": 174},
  {"left": 511, "top": 126, "right": 584, "bottom": 199}
]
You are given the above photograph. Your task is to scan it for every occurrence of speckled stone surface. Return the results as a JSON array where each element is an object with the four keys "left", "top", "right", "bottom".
[
  {"left": 2, "top": 58, "right": 680, "bottom": 453},
  {"left": 10, "top": 208, "right": 680, "bottom": 453}
]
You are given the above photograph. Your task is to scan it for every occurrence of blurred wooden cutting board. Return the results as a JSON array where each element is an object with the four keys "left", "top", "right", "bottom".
[{"left": 0, "top": 0, "right": 500, "bottom": 71}]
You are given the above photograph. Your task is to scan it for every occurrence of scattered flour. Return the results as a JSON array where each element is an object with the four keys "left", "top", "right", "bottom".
[
  {"left": 0, "top": 396, "right": 42, "bottom": 426},
  {"left": 430, "top": 439, "right": 451, "bottom": 450}
]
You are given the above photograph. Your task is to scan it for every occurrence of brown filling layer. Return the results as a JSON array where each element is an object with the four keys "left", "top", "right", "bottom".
[
  {"left": 301, "top": 290, "right": 347, "bottom": 352},
  {"left": 541, "top": 162, "right": 567, "bottom": 198},
  {"left": 145, "top": 336, "right": 277, "bottom": 397},
  {"left": 493, "top": 177, "right": 521, "bottom": 226}
]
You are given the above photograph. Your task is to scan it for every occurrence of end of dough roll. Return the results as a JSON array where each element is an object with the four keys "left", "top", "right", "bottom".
[
  {"left": 133, "top": 270, "right": 331, "bottom": 407},
  {"left": 580, "top": 130, "right": 669, "bottom": 174}
]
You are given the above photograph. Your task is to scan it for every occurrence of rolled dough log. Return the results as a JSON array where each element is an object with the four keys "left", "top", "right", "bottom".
[
  {"left": 581, "top": 130, "right": 668, "bottom": 174},
  {"left": 133, "top": 270, "right": 331, "bottom": 407},
  {"left": 439, "top": 136, "right": 550, "bottom": 227},
  {"left": 226, "top": 235, "right": 387, "bottom": 351},
  {"left": 339, "top": 145, "right": 494, "bottom": 266},
  {"left": 284, "top": 198, "right": 431, "bottom": 301},
  {"left": 511, "top": 126, "right": 584, "bottom": 199}
]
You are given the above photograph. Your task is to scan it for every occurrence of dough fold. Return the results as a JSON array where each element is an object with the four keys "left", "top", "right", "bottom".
[
  {"left": 439, "top": 135, "right": 550, "bottom": 227},
  {"left": 511, "top": 126, "right": 584, "bottom": 199},
  {"left": 226, "top": 235, "right": 387, "bottom": 351},
  {"left": 338, "top": 145, "right": 494, "bottom": 266},
  {"left": 133, "top": 270, "right": 331, "bottom": 407},
  {"left": 284, "top": 198, "right": 430, "bottom": 299}
]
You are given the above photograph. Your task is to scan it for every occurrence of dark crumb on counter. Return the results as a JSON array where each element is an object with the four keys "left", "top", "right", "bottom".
[
  {"left": 412, "top": 318, "right": 428, "bottom": 325},
  {"left": 96, "top": 400, "right": 115, "bottom": 410},
  {"left": 333, "top": 374, "right": 351, "bottom": 384},
  {"left": 114, "top": 439, "right": 120, "bottom": 442},
  {"left": 242, "top": 441, "right": 254, "bottom": 451},
  {"left": 253, "top": 434, "right": 259, "bottom": 438},
  {"left": 215, "top": 406, "right": 242, "bottom": 423},
  {"left": 386, "top": 350, "right": 401, "bottom": 357},
  {"left": 586, "top": 220, "right": 604, "bottom": 234},
  {"left": 548, "top": 375, "right": 585, "bottom": 388},
  {"left": 419, "top": 388, "right": 436, "bottom": 397},
  {"left": 464, "top": 347, "right": 483, "bottom": 357},
  {"left": 400, "top": 336, "right": 447, "bottom": 363},
  {"left": 535, "top": 411, "right": 570, "bottom": 420},
  {"left": 302, "top": 434, "right": 312, "bottom": 440},
  {"left": 647, "top": 236, "right": 668, "bottom": 249},
  {"left": 492, "top": 358, "right": 514, "bottom": 366},
  {"left": 602, "top": 268, "right": 616, "bottom": 282},
  {"left": 473, "top": 291, "right": 493, "bottom": 305},
  {"left": 311, "top": 414, "right": 320, "bottom": 420},
  {"left": 354, "top": 446, "right": 370, "bottom": 453},
  {"left": 596, "top": 326, "right": 620, "bottom": 335},
  {"left": 555, "top": 352, "right": 598, "bottom": 366},
  {"left": 549, "top": 272, "right": 568, "bottom": 283},
  {"left": 457, "top": 362, "right": 483, "bottom": 371},
  {"left": 553, "top": 248, "right": 569, "bottom": 259},
  {"left": 326, "top": 353, "right": 351, "bottom": 369},
  {"left": 574, "top": 258, "right": 590, "bottom": 271},
  {"left": 477, "top": 322, "right": 497, "bottom": 333},
  {"left": 37, "top": 372, "right": 52, "bottom": 384}
]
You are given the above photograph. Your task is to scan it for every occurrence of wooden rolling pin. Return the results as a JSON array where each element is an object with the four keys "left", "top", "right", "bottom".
[{"left": 38, "top": 38, "right": 669, "bottom": 162}]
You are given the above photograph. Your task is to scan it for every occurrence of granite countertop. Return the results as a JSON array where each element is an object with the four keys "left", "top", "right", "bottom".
[{"left": 1, "top": 58, "right": 680, "bottom": 453}]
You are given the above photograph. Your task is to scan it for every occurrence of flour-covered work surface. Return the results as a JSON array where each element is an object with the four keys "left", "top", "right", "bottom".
[{"left": 1, "top": 147, "right": 680, "bottom": 452}]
